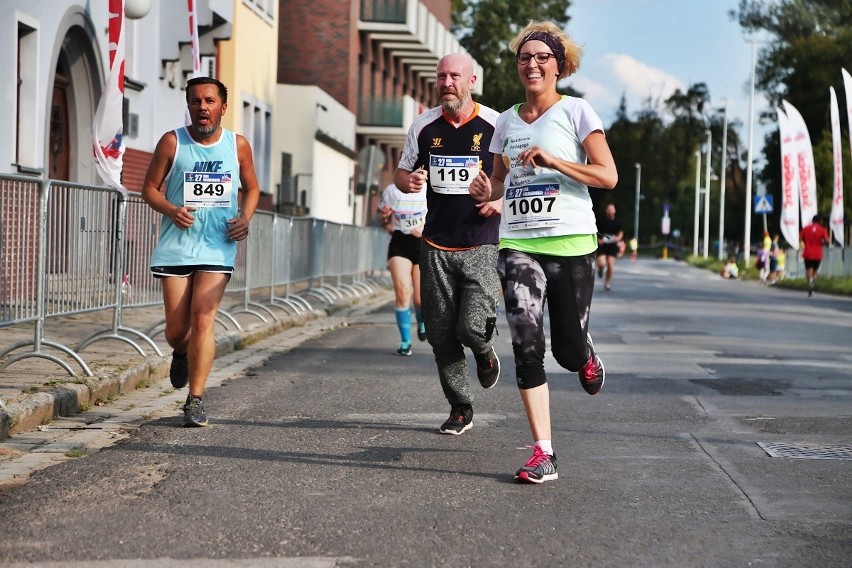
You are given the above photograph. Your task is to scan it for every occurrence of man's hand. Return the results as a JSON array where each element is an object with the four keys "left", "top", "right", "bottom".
[
  {"left": 407, "top": 167, "right": 428, "bottom": 193},
  {"left": 171, "top": 206, "right": 197, "bottom": 229},
  {"left": 227, "top": 215, "right": 250, "bottom": 241}
]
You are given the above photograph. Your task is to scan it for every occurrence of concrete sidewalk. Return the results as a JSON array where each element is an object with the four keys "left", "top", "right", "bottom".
[{"left": 0, "top": 285, "right": 391, "bottom": 442}]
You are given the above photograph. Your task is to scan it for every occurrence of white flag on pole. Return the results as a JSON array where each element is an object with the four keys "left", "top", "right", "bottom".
[
  {"left": 777, "top": 107, "right": 800, "bottom": 250},
  {"left": 829, "top": 86, "right": 844, "bottom": 246},
  {"left": 781, "top": 100, "right": 818, "bottom": 228},
  {"left": 92, "top": 0, "right": 126, "bottom": 194}
]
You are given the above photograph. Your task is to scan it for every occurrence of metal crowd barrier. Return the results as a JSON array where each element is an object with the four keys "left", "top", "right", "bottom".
[
  {"left": 1, "top": 173, "right": 391, "bottom": 377},
  {"left": 781, "top": 247, "right": 849, "bottom": 279}
]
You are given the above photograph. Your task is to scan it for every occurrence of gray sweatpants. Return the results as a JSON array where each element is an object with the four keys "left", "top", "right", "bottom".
[{"left": 420, "top": 242, "right": 500, "bottom": 408}]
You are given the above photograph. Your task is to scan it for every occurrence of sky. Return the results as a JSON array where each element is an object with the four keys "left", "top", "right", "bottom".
[{"left": 564, "top": 0, "right": 770, "bottom": 154}]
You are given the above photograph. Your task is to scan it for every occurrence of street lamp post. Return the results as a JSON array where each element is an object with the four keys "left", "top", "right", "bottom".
[
  {"left": 634, "top": 163, "right": 641, "bottom": 244},
  {"left": 744, "top": 38, "right": 757, "bottom": 266},
  {"left": 718, "top": 99, "right": 729, "bottom": 260},
  {"left": 693, "top": 150, "right": 701, "bottom": 257},
  {"left": 703, "top": 129, "right": 712, "bottom": 258}
]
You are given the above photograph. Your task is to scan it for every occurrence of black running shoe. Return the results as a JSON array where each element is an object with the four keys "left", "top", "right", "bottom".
[
  {"left": 578, "top": 336, "right": 605, "bottom": 395},
  {"left": 475, "top": 347, "right": 500, "bottom": 389},
  {"left": 439, "top": 405, "right": 472, "bottom": 435},
  {"left": 183, "top": 395, "right": 208, "bottom": 427},
  {"left": 515, "top": 446, "right": 558, "bottom": 484},
  {"left": 397, "top": 341, "right": 412, "bottom": 356},
  {"left": 170, "top": 351, "right": 189, "bottom": 389},
  {"left": 417, "top": 322, "right": 427, "bottom": 341}
]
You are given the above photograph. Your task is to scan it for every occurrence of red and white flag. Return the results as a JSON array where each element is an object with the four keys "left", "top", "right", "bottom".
[
  {"left": 781, "top": 100, "right": 818, "bottom": 228},
  {"left": 829, "top": 86, "right": 844, "bottom": 246},
  {"left": 777, "top": 107, "right": 800, "bottom": 250},
  {"left": 92, "top": 0, "right": 126, "bottom": 193}
]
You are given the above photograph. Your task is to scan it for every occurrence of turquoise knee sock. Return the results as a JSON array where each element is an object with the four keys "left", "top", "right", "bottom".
[{"left": 395, "top": 308, "right": 412, "bottom": 343}]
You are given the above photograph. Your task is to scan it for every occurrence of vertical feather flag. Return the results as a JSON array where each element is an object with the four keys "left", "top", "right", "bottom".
[
  {"left": 781, "top": 100, "right": 818, "bottom": 227},
  {"left": 829, "top": 87, "right": 844, "bottom": 246},
  {"left": 777, "top": 107, "right": 800, "bottom": 250},
  {"left": 92, "top": 0, "right": 126, "bottom": 193}
]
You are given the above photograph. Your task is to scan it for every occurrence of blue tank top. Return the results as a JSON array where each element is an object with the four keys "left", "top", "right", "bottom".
[{"left": 150, "top": 127, "right": 241, "bottom": 268}]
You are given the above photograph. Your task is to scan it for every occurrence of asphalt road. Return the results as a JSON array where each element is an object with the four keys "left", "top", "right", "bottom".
[{"left": 1, "top": 259, "right": 850, "bottom": 567}]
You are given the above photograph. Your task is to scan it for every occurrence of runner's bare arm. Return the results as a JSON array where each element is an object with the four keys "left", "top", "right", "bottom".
[
  {"left": 141, "top": 132, "right": 196, "bottom": 229},
  {"left": 228, "top": 134, "right": 261, "bottom": 241}
]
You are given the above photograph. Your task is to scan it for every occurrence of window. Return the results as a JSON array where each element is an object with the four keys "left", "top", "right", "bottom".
[
  {"left": 241, "top": 97, "right": 272, "bottom": 195},
  {"left": 16, "top": 21, "right": 38, "bottom": 169}
]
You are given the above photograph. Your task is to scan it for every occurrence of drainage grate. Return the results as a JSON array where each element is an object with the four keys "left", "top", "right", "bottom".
[{"left": 757, "top": 442, "right": 852, "bottom": 461}]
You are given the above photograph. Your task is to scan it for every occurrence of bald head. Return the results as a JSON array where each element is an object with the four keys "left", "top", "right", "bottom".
[{"left": 436, "top": 54, "right": 476, "bottom": 115}]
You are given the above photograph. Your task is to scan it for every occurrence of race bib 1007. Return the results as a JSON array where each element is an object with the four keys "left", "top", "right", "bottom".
[{"left": 504, "top": 184, "right": 561, "bottom": 230}]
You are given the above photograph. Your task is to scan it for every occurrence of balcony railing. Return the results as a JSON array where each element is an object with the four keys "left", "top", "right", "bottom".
[
  {"left": 360, "top": 0, "right": 406, "bottom": 23},
  {"left": 358, "top": 96, "right": 404, "bottom": 127}
]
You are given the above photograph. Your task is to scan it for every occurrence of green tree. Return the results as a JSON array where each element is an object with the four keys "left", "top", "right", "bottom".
[
  {"left": 733, "top": 0, "right": 852, "bottom": 237},
  {"left": 451, "top": 0, "right": 575, "bottom": 112}
]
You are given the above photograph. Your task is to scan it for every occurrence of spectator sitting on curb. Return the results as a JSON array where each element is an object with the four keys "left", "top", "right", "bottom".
[{"left": 720, "top": 257, "right": 739, "bottom": 279}]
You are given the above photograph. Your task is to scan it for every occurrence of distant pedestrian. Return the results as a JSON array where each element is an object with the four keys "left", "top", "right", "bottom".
[
  {"left": 757, "top": 230, "right": 771, "bottom": 284},
  {"left": 799, "top": 215, "right": 830, "bottom": 297},
  {"left": 378, "top": 183, "right": 428, "bottom": 355},
  {"left": 720, "top": 257, "right": 739, "bottom": 279},
  {"left": 394, "top": 53, "right": 503, "bottom": 436},
  {"left": 469, "top": 21, "right": 617, "bottom": 483},
  {"left": 596, "top": 203, "right": 624, "bottom": 291},
  {"left": 141, "top": 77, "right": 260, "bottom": 427}
]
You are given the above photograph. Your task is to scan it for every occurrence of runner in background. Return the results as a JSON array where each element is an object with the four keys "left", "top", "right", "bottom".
[
  {"left": 596, "top": 204, "right": 624, "bottom": 291},
  {"left": 378, "top": 183, "right": 428, "bottom": 355},
  {"left": 799, "top": 215, "right": 830, "bottom": 297}
]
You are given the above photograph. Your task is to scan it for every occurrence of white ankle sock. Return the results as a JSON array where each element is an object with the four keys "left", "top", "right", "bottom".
[{"left": 535, "top": 440, "right": 553, "bottom": 456}]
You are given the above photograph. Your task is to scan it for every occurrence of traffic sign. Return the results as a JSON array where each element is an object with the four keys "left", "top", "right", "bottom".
[{"left": 754, "top": 194, "right": 774, "bottom": 214}]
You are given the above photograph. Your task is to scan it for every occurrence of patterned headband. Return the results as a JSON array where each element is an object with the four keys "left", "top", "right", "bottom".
[{"left": 518, "top": 31, "right": 566, "bottom": 74}]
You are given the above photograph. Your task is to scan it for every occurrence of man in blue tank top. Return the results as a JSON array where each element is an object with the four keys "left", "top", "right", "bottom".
[{"left": 141, "top": 77, "right": 260, "bottom": 427}]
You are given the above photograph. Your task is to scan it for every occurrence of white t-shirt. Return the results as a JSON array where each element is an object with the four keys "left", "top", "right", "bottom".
[
  {"left": 489, "top": 96, "right": 603, "bottom": 239},
  {"left": 378, "top": 183, "right": 428, "bottom": 234}
]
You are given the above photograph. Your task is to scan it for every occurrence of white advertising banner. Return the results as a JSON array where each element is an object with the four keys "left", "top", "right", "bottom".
[
  {"left": 781, "top": 100, "right": 818, "bottom": 228},
  {"left": 829, "top": 86, "right": 844, "bottom": 246},
  {"left": 777, "top": 108, "right": 800, "bottom": 250}
]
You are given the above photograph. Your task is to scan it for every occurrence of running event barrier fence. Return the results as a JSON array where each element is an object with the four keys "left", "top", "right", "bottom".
[{"left": 0, "top": 174, "right": 390, "bottom": 384}]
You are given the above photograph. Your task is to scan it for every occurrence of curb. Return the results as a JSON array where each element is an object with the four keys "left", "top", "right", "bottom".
[{"left": 0, "top": 289, "right": 392, "bottom": 441}]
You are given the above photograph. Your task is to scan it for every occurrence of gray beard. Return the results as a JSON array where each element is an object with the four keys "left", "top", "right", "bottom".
[
  {"left": 442, "top": 94, "right": 468, "bottom": 113},
  {"left": 192, "top": 122, "right": 219, "bottom": 137}
]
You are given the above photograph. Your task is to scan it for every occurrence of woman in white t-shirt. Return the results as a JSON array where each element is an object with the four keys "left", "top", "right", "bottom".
[
  {"left": 378, "top": 183, "right": 428, "bottom": 355},
  {"left": 469, "top": 21, "right": 618, "bottom": 483}
]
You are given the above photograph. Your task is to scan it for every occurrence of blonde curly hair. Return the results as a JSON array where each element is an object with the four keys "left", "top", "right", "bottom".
[{"left": 509, "top": 21, "right": 582, "bottom": 80}]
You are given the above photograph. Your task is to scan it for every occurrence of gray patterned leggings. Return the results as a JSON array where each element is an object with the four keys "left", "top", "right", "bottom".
[{"left": 497, "top": 249, "right": 596, "bottom": 389}]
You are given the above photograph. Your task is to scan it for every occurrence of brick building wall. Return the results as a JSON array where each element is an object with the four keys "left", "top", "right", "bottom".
[
  {"left": 122, "top": 147, "right": 152, "bottom": 193},
  {"left": 277, "top": 0, "right": 360, "bottom": 113}
]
